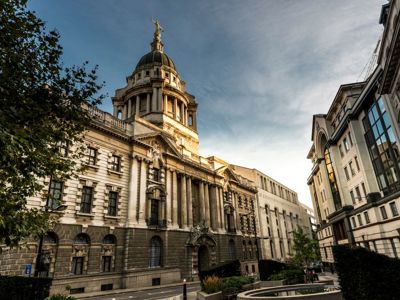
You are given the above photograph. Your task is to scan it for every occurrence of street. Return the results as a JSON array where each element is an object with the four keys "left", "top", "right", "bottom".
[{"left": 79, "top": 283, "right": 201, "bottom": 300}]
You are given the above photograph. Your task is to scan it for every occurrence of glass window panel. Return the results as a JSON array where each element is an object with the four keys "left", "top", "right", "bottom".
[
  {"left": 372, "top": 105, "right": 379, "bottom": 122},
  {"left": 372, "top": 125, "right": 380, "bottom": 139},
  {"left": 387, "top": 127, "right": 397, "bottom": 144},
  {"left": 383, "top": 112, "right": 391, "bottom": 129},
  {"left": 376, "top": 120, "right": 384, "bottom": 136},
  {"left": 378, "top": 97, "right": 386, "bottom": 113},
  {"left": 368, "top": 110, "right": 376, "bottom": 125}
]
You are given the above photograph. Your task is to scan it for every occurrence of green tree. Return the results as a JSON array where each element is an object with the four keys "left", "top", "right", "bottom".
[
  {"left": 0, "top": 0, "right": 104, "bottom": 246},
  {"left": 291, "top": 227, "right": 319, "bottom": 267}
]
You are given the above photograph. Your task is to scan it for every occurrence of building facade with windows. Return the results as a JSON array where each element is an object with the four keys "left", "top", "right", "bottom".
[
  {"left": 231, "top": 166, "right": 313, "bottom": 262},
  {"left": 0, "top": 23, "right": 262, "bottom": 295},
  {"left": 307, "top": 0, "right": 400, "bottom": 270}
]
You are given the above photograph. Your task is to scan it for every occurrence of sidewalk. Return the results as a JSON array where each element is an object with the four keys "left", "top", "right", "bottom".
[{"left": 318, "top": 272, "right": 339, "bottom": 286}]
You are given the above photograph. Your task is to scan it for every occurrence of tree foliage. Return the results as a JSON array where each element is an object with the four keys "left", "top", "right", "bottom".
[
  {"left": 291, "top": 227, "right": 319, "bottom": 267},
  {"left": 0, "top": 0, "right": 104, "bottom": 246}
]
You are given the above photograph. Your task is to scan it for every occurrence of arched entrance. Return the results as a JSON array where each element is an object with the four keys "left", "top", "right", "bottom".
[{"left": 198, "top": 245, "right": 209, "bottom": 272}]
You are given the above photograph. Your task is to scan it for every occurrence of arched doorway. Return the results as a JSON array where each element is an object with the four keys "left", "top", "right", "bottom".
[{"left": 198, "top": 245, "right": 209, "bottom": 272}]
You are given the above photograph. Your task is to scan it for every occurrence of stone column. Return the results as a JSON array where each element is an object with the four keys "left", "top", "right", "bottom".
[
  {"left": 139, "top": 159, "right": 148, "bottom": 225},
  {"left": 113, "top": 105, "right": 117, "bottom": 117},
  {"left": 181, "top": 174, "right": 187, "bottom": 228},
  {"left": 185, "top": 108, "right": 188, "bottom": 126},
  {"left": 127, "top": 99, "right": 132, "bottom": 117},
  {"left": 204, "top": 183, "right": 210, "bottom": 226},
  {"left": 209, "top": 185, "right": 217, "bottom": 230},
  {"left": 152, "top": 88, "right": 157, "bottom": 112},
  {"left": 219, "top": 187, "right": 225, "bottom": 230},
  {"left": 164, "top": 94, "right": 168, "bottom": 113},
  {"left": 172, "top": 171, "right": 178, "bottom": 227},
  {"left": 181, "top": 102, "right": 185, "bottom": 124},
  {"left": 199, "top": 181, "right": 205, "bottom": 222},
  {"left": 136, "top": 95, "right": 140, "bottom": 115},
  {"left": 158, "top": 88, "right": 163, "bottom": 111},
  {"left": 232, "top": 192, "right": 239, "bottom": 231},
  {"left": 127, "top": 156, "right": 138, "bottom": 226},
  {"left": 166, "top": 169, "right": 172, "bottom": 226},
  {"left": 147, "top": 93, "right": 151, "bottom": 113},
  {"left": 213, "top": 186, "right": 221, "bottom": 229},
  {"left": 174, "top": 98, "right": 178, "bottom": 119},
  {"left": 123, "top": 104, "right": 127, "bottom": 119},
  {"left": 187, "top": 176, "right": 193, "bottom": 227}
]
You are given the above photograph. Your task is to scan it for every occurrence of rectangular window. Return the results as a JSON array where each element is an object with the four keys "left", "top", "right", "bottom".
[
  {"left": 355, "top": 186, "right": 362, "bottom": 202},
  {"left": 72, "top": 257, "right": 84, "bottom": 275},
  {"left": 111, "top": 155, "right": 121, "bottom": 172},
  {"left": 348, "top": 132, "right": 353, "bottom": 146},
  {"left": 102, "top": 256, "right": 112, "bottom": 272},
  {"left": 357, "top": 214, "right": 363, "bottom": 226},
  {"left": 339, "top": 144, "right": 344, "bottom": 157},
  {"left": 344, "top": 167, "right": 350, "bottom": 180},
  {"left": 350, "top": 190, "right": 355, "bottom": 204},
  {"left": 380, "top": 206, "right": 388, "bottom": 220},
  {"left": 80, "top": 186, "right": 93, "bottom": 213},
  {"left": 364, "top": 211, "right": 370, "bottom": 224},
  {"left": 167, "top": 99, "right": 174, "bottom": 114},
  {"left": 153, "top": 168, "right": 160, "bottom": 182},
  {"left": 344, "top": 138, "right": 350, "bottom": 152},
  {"left": 57, "top": 141, "right": 69, "bottom": 157},
  {"left": 108, "top": 192, "right": 118, "bottom": 216},
  {"left": 354, "top": 156, "right": 360, "bottom": 171},
  {"left": 349, "top": 161, "right": 355, "bottom": 176},
  {"left": 389, "top": 201, "right": 399, "bottom": 217},
  {"left": 351, "top": 217, "right": 357, "bottom": 228},
  {"left": 361, "top": 182, "right": 367, "bottom": 197},
  {"left": 49, "top": 180, "right": 63, "bottom": 209},
  {"left": 87, "top": 147, "right": 97, "bottom": 165}
]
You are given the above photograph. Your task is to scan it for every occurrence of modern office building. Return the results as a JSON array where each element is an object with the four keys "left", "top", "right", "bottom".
[{"left": 307, "top": 0, "right": 400, "bottom": 270}]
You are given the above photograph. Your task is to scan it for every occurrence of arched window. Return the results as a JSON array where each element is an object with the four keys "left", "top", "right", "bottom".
[
  {"left": 43, "top": 232, "right": 58, "bottom": 244},
  {"left": 103, "top": 234, "right": 116, "bottom": 245},
  {"left": 228, "top": 239, "right": 236, "bottom": 260},
  {"left": 149, "top": 236, "right": 162, "bottom": 267},
  {"left": 74, "top": 233, "right": 90, "bottom": 244},
  {"left": 117, "top": 110, "right": 122, "bottom": 119}
]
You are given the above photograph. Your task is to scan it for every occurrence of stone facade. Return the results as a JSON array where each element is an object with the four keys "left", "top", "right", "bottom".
[
  {"left": 232, "top": 166, "right": 313, "bottom": 262},
  {"left": 307, "top": 0, "right": 400, "bottom": 270},
  {"left": 0, "top": 23, "right": 262, "bottom": 295}
]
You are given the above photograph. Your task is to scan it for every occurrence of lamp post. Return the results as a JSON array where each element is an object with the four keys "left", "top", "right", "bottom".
[{"left": 34, "top": 178, "right": 67, "bottom": 277}]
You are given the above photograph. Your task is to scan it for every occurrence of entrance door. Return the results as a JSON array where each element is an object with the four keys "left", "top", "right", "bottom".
[{"left": 198, "top": 245, "right": 209, "bottom": 272}]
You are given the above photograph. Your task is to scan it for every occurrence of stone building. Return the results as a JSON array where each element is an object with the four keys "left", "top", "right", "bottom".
[
  {"left": 0, "top": 22, "right": 261, "bottom": 295},
  {"left": 231, "top": 166, "right": 313, "bottom": 262},
  {"left": 307, "top": 0, "right": 400, "bottom": 270}
]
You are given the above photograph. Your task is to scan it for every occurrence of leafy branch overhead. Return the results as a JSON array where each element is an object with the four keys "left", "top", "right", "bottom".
[{"left": 0, "top": 0, "right": 104, "bottom": 246}]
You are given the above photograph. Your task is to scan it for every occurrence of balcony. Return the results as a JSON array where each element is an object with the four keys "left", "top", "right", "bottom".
[{"left": 146, "top": 218, "right": 167, "bottom": 228}]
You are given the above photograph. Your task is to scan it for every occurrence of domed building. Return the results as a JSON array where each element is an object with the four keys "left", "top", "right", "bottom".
[{"left": 0, "top": 22, "right": 260, "bottom": 296}]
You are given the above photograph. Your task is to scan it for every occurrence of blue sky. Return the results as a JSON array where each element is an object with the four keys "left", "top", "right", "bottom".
[{"left": 29, "top": 0, "right": 384, "bottom": 207}]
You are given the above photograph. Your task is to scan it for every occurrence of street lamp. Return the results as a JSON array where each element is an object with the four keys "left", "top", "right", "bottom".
[{"left": 34, "top": 179, "right": 67, "bottom": 277}]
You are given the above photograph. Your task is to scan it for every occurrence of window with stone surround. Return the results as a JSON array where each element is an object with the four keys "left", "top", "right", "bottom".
[
  {"left": 364, "top": 211, "right": 370, "bottom": 224},
  {"left": 107, "top": 191, "right": 118, "bottom": 216},
  {"left": 87, "top": 147, "right": 97, "bottom": 166},
  {"left": 380, "top": 205, "right": 388, "bottom": 220},
  {"left": 390, "top": 201, "right": 399, "bottom": 217},
  {"left": 72, "top": 257, "right": 84, "bottom": 275},
  {"left": 49, "top": 180, "right": 64, "bottom": 209},
  {"left": 80, "top": 186, "right": 93, "bottom": 213},
  {"left": 111, "top": 155, "right": 121, "bottom": 172},
  {"left": 72, "top": 233, "right": 90, "bottom": 275},
  {"left": 149, "top": 236, "right": 162, "bottom": 267},
  {"left": 101, "top": 235, "right": 116, "bottom": 272}
]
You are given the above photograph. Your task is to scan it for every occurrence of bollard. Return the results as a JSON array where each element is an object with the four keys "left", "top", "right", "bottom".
[{"left": 183, "top": 278, "right": 187, "bottom": 300}]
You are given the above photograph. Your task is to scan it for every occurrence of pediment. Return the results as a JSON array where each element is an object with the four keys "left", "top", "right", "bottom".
[
  {"left": 216, "top": 165, "right": 240, "bottom": 186},
  {"left": 136, "top": 132, "right": 181, "bottom": 158}
]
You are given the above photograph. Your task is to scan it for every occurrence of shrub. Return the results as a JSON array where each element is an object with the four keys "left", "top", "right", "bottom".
[
  {"left": 268, "top": 268, "right": 304, "bottom": 281},
  {"left": 202, "top": 275, "right": 222, "bottom": 294},
  {"left": 199, "top": 260, "right": 241, "bottom": 281},
  {"left": 333, "top": 245, "right": 400, "bottom": 300},
  {"left": 0, "top": 276, "right": 52, "bottom": 300},
  {"left": 45, "top": 295, "right": 76, "bottom": 300},
  {"left": 201, "top": 275, "right": 254, "bottom": 295},
  {"left": 258, "top": 259, "right": 286, "bottom": 281}
]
